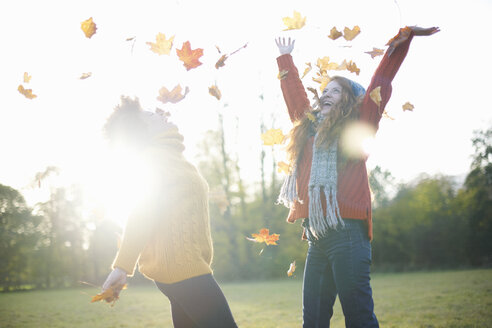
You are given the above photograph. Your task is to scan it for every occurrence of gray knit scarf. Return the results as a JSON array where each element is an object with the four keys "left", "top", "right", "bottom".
[{"left": 278, "top": 132, "right": 344, "bottom": 239}]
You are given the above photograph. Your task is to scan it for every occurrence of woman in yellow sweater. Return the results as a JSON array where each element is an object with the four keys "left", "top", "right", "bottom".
[{"left": 101, "top": 96, "right": 237, "bottom": 328}]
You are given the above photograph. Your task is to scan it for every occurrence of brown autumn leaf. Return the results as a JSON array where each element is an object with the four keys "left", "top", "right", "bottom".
[
  {"left": 91, "top": 283, "right": 127, "bottom": 307},
  {"left": 208, "top": 84, "right": 222, "bottom": 100},
  {"left": 328, "top": 27, "right": 343, "bottom": 40},
  {"left": 383, "top": 110, "right": 395, "bottom": 120},
  {"left": 282, "top": 11, "right": 306, "bottom": 31},
  {"left": 369, "top": 86, "right": 382, "bottom": 107},
  {"left": 79, "top": 72, "right": 92, "bottom": 80},
  {"left": 301, "top": 62, "right": 312, "bottom": 79},
  {"left": 343, "top": 60, "right": 360, "bottom": 75},
  {"left": 247, "top": 228, "right": 280, "bottom": 245},
  {"left": 146, "top": 33, "right": 174, "bottom": 55},
  {"left": 365, "top": 47, "right": 385, "bottom": 58},
  {"left": 176, "top": 41, "right": 203, "bottom": 71},
  {"left": 156, "top": 85, "right": 189, "bottom": 104},
  {"left": 18, "top": 85, "right": 37, "bottom": 99},
  {"left": 287, "top": 261, "right": 296, "bottom": 277},
  {"left": 81, "top": 17, "right": 97, "bottom": 39},
  {"left": 261, "top": 129, "right": 285, "bottom": 146},
  {"left": 343, "top": 26, "right": 361, "bottom": 41},
  {"left": 23, "top": 72, "right": 32, "bottom": 83},
  {"left": 278, "top": 69, "right": 289, "bottom": 80},
  {"left": 402, "top": 102, "right": 414, "bottom": 112},
  {"left": 215, "top": 42, "right": 248, "bottom": 69}
]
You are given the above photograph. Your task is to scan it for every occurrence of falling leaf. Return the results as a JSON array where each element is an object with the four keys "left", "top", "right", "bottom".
[
  {"left": 301, "top": 62, "right": 312, "bottom": 79},
  {"left": 278, "top": 69, "right": 289, "bottom": 80},
  {"left": 79, "top": 72, "right": 92, "bottom": 79},
  {"left": 287, "top": 261, "right": 296, "bottom": 277},
  {"left": 215, "top": 45, "right": 222, "bottom": 53},
  {"left": 369, "top": 86, "right": 382, "bottom": 107},
  {"left": 208, "top": 85, "right": 222, "bottom": 100},
  {"left": 81, "top": 17, "right": 97, "bottom": 39},
  {"left": 23, "top": 72, "right": 32, "bottom": 83},
  {"left": 328, "top": 27, "right": 343, "bottom": 40},
  {"left": 126, "top": 36, "right": 135, "bottom": 41},
  {"left": 157, "top": 85, "right": 189, "bottom": 104},
  {"left": 316, "top": 57, "right": 339, "bottom": 72},
  {"left": 176, "top": 41, "right": 203, "bottom": 71},
  {"left": 402, "top": 102, "right": 414, "bottom": 112},
  {"left": 261, "top": 128, "right": 285, "bottom": 146},
  {"left": 343, "top": 26, "right": 361, "bottom": 41},
  {"left": 282, "top": 11, "right": 306, "bottom": 31},
  {"left": 277, "top": 161, "right": 290, "bottom": 174},
  {"left": 215, "top": 54, "right": 228, "bottom": 69},
  {"left": 383, "top": 110, "right": 395, "bottom": 120},
  {"left": 146, "top": 33, "right": 174, "bottom": 55},
  {"left": 18, "top": 85, "right": 37, "bottom": 99},
  {"left": 247, "top": 228, "right": 280, "bottom": 245},
  {"left": 312, "top": 71, "right": 331, "bottom": 91},
  {"left": 344, "top": 60, "right": 360, "bottom": 75},
  {"left": 91, "top": 284, "right": 127, "bottom": 307},
  {"left": 365, "top": 47, "right": 384, "bottom": 58},
  {"left": 306, "top": 112, "right": 316, "bottom": 123}
]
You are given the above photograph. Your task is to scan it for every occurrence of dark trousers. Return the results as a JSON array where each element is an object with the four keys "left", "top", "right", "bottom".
[
  {"left": 155, "top": 274, "right": 237, "bottom": 328},
  {"left": 302, "top": 219, "right": 379, "bottom": 328}
]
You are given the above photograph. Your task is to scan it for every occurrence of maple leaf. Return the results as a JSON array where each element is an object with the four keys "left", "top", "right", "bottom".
[
  {"left": 156, "top": 85, "right": 189, "bottom": 104},
  {"left": 287, "top": 261, "right": 296, "bottom": 277},
  {"left": 277, "top": 161, "right": 290, "bottom": 174},
  {"left": 23, "top": 72, "right": 32, "bottom": 83},
  {"left": 248, "top": 228, "right": 280, "bottom": 245},
  {"left": 342, "top": 60, "right": 360, "bottom": 75},
  {"left": 146, "top": 33, "right": 174, "bottom": 55},
  {"left": 91, "top": 284, "right": 127, "bottom": 307},
  {"left": 328, "top": 27, "right": 343, "bottom": 40},
  {"left": 79, "top": 72, "right": 92, "bottom": 79},
  {"left": 208, "top": 85, "right": 222, "bottom": 100},
  {"left": 282, "top": 11, "right": 306, "bottom": 31},
  {"left": 369, "top": 86, "right": 382, "bottom": 107},
  {"left": 312, "top": 71, "right": 331, "bottom": 91},
  {"left": 343, "top": 26, "right": 361, "bottom": 41},
  {"left": 402, "top": 102, "right": 414, "bottom": 112},
  {"left": 261, "top": 128, "right": 285, "bottom": 146},
  {"left": 18, "top": 85, "right": 37, "bottom": 99},
  {"left": 278, "top": 69, "right": 289, "bottom": 80},
  {"left": 301, "top": 62, "right": 312, "bottom": 79},
  {"left": 365, "top": 47, "right": 384, "bottom": 58},
  {"left": 316, "top": 57, "right": 339, "bottom": 72},
  {"left": 81, "top": 17, "right": 97, "bottom": 39},
  {"left": 176, "top": 41, "right": 203, "bottom": 71}
]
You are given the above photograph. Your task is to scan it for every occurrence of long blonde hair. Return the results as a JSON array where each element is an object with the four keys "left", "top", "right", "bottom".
[{"left": 286, "top": 76, "right": 363, "bottom": 167}]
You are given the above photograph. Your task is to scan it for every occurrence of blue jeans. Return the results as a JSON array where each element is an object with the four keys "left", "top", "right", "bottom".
[{"left": 302, "top": 219, "right": 379, "bottom": 328}]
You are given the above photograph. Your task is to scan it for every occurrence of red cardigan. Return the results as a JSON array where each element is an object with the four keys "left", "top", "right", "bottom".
[{"left": 277, "top": 28, "right": 414, "bottom": 240}]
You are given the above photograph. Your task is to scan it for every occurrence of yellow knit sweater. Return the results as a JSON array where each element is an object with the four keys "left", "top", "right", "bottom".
[{"left": 112, "top": 129, "right": 213, "bottom": 284}]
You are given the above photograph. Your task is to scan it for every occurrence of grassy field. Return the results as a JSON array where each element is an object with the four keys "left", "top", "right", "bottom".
[{"left": 1, "top": 269, "right": 491, "bottom": 327}]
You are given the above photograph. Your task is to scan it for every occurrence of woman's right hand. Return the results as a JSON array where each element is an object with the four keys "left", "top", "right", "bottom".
[{"left": 275, "top": 37, "right": 295, "bottom": 55}]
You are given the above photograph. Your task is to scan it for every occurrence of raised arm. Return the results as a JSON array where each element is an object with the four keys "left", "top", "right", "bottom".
[
  {"left": 275, "top": 37, "right": 311, "bottom": 122},
  {"left": 360, "top": 26, "right": 440, "bottom": 129}
]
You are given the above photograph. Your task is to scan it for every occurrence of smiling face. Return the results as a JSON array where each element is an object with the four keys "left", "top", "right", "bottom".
[{"left": 320, "top": 80, "right": 343, "bottom": 115}]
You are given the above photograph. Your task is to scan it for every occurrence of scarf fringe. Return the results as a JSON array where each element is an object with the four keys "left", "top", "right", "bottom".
[
  {"left": 277, "top": 166, "right": 302, "bottom": 208},
  {"left": 308, "top": 186, "right": 344, "bottom": 238}
]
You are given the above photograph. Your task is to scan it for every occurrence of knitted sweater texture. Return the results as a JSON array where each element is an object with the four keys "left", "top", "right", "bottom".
[
  {"left": 112, "top": 129, "right": 213, "bottom": 283},
  {"left": 277, "top": 28, "right": 414, "bottom": 240}
]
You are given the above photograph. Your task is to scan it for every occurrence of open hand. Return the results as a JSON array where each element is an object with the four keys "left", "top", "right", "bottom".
[
  {"left": 275, "top": 37, "right": 295, "bottom": 55},
  {"left": 409, "top": 26, "right": 440, "bottom": 36},
  {"left": 388, "top": 26, "right": 440, "bottom": 56}
]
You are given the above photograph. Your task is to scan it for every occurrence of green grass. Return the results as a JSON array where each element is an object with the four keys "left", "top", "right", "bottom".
[{"left": 1, "top": 269, "right": 491, "bottom": 327}]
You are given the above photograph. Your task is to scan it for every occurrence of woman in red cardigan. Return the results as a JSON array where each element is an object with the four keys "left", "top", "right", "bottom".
[{"left": 275, "top": 26, "right": 439, "bottom": 327}]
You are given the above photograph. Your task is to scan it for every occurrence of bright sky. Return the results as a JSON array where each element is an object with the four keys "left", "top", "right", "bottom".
[{"left": 1, "top": 0, "right": 491, "bottom": 210}]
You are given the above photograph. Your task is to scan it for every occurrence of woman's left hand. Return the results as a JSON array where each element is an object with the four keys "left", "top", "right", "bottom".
[
  {"left": 409, "top": 26, "right": 440, "bottom": 36},
  {"left": 102, "top": 267, "right": 127, "bottom": 297}
]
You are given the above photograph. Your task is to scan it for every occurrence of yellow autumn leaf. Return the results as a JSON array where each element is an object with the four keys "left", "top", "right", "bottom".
[
  {"left": 316, "top": 57, "right": 339, "bottom": 72},
  {"left": 146, "top": 33, "right": 174, "bottom": 55},
  {"left": 383, "top": 110, "right": 395, "bottom": 120},
  {"left": 278, "top": 69, "right": 289, "bottom": 80},
  {"left": 312, "top": 71, "right": 331, "bottom": 91},
  {"left": 208, "top": 85, "right": 222, "bottom": 100},
  {"left": 23, "top": 72, "right": 31, "bottom": 83},
  {"left": 277, "top": 161, "right": 290, "bottom": 174},
  {"left": 402, "top": 102, "right": 414, "bottom": 112},
  {"left": 81, "top": 17, "right": 97, "bottom": 39},
  {"left": 156, "top": 85, "right": 189, "bottom": 104},
  {"left": 328, "top": 27, "right": 342, "bottom": 40},
  {"left": 365, "top": 47, "right": 385, "bottom": 58},
  {"left": 369, "top": 86, "right": 382, "bottom": 107},
  {"left": 344, "top": 60, "right": 360, "bottom": 75},
  {"left": 282, "top": 11, "right": 306, "bottom": 31},
  {"left": 18, "top": 85, "right": 37, "bottom": 99},
  {"left": 261, "top": 128, "right": 285, "bottom": 146},
  {"left": 301, "top": 63, "right": 312, "bottom": 79},
  {"left": 79, "top": 72, "right": 92, "bottom": 79},
  {"left": 287, "top": 261, "right": 296, "bottom": 277},
  {"left": 343, "top": 26, "right": 361, "bottom": 41}
]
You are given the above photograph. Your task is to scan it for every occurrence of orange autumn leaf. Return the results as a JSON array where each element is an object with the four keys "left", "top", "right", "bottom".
[
  {"left": 365, "top": 47, "right": 384, "bottom": 58},
  {"left": 343, "top": 26, "right": 361, "bottom": 41},
  {"left": 261, "top": 128, "right": 285, "bottom": 146},
  {"left": 146, "top": 33, "right": 174, "bottom": 55},
  {"left": 81, "top": 17, "right": 97, "bottom": 39},
  {"left": 157, "top": 85, "right": 189, "bottom": 104},
  {"left": 79, "top": 72, "right": 92, "bottom": 79},
  {"left": 369, "top": 86, "right": 382, "bottom": 107},
  {"left": 248, "top": 228, "right": 280, "bottom": 246},
  {"left": 328, "top": 27, "right": 342, "bottom": 40},
  {"left": 91, "top": 283, "right": 127, "bottom": 307},
  {"left": 23, "top": 72, "right": 32, "bottom": 83},
  {"left": 278, "top": 69, "right": 289, "bottom": 80},
  {"left": 277, "top": 161, "right": 290, "bottom": 174},
  {"left": 282, "top": 11, "right": 306, "bottom": 31},
  {"left": 386, "top": 26, "right": 412, "bottom": 47},
  {"left": 301, "top": 63, "right": 312, "bottom": 79},
  {"left": 402, "top": 101, "right": 414, "bottom": 112},
  {"left": 287, "top": 261, "right": 296, "bottom": 277},
  {"left": 18, "top": 85, "right": 37, "bottom": 99},
  {"left": 208, "top": 84, "right": 222, "bottom": 100},
  {"left": 176, "top": 41, "right": 203, "bottom": 71}
]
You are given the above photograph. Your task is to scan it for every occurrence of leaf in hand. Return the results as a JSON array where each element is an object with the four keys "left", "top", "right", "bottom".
[
  {"left": 343, "top": 26, "right": 361, "bottom": 41},
  {"left": 81, "top": 17, "right": 97, "bottom": 39},
  {"left": 402, "top": 102, "right": 414, "bottom": 112},
  {"left": 146, "top": 33, "right": 174, "bottom": 55},
  {"left": 369, "top": 86, "right": 382, "bottom": 107},
  {"left": 248, "top": 228, "right": 280, "bottom": 245},
  {"left": 282, "top": 11, "right": 306, "bottom": 31},
  {"left": 91, "top": 283, "right": 127, "bottom": 307},
  {"left": 23, "top": 72, "right": 32, "bottom": 83},
  {"left": 157, "top": 85, "right": 189, "bottom": 104},
  {"left": 287, "top": 261, "right": 296, "bottom": 277},
  {"left": 328, "top": 27, "right": 342, "bottom": 40},
  {"left": 208, "top": 84, "right": 222, "bottom": 100},
  {"left": 18, "top": 85, "right": 37, "bottom": 99},
  {"left": 176, "top": 41, "right": 203, "bottom": 71},
  {"left": 261, "top": 128, "right": 285, "bottom": 146},
  {"left": 365, "top": 47, "right": 384, "bottom": 58}
]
